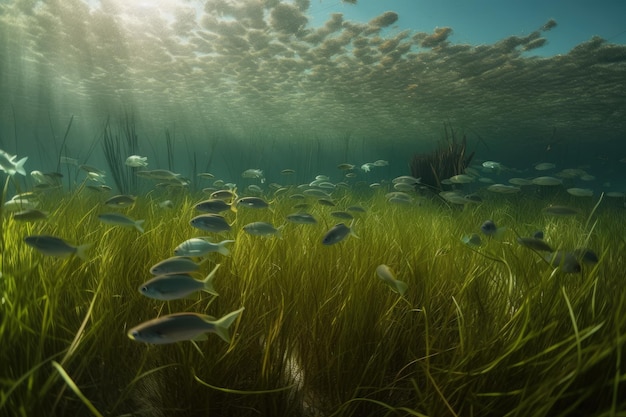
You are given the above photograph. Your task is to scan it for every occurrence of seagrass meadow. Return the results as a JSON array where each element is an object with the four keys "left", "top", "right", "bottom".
[
  {"left": 2, "top": 0, "right": 626, "bottom": 416},
  {"left": 1, "top": 173, "right": 626, "bottom": 416}
]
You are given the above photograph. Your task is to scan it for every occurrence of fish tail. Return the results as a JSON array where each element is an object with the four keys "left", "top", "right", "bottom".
[
  {"left": 276, "top": 225, "right": 285, "bottom": 239},
  {"left": 15, "top": 157, "right": 28, "bottom": 176},
  {"left": 75, "top": 243, "right": 93, "bottom": 260},
  {"left": 217, "top": 240, "right": 234, "bottom": 256},
  {"left": 394, "top": 280, "right": 409, "bottom": 296},
  {"left": 210, "top": 307, "right": 244, "bottom": 343},
  {"left": 135, "top": 219, "right": 145, "bottom": 233},
  {"left": 203, "top": 264, "right": 220, "bottom": 295}
]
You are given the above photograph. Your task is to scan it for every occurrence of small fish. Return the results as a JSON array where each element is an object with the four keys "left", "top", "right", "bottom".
[
  {"left": 190, "top": 214, "right": 232, "bottom": 233},
  {"left": 104, "top": 194, "right": 136, "bottom": 208},
  {"left": 376, "top": 264, "right": 408, "bottom": 296},
  {"left": 86, "top": 185, "right": 111, "bottom": 193},
  {"left": 508, "top": 178, "right": 533, "bottom": 186},
  {"left": 532, "top": 176, "right": 562, "bottom": 186},
  {"left": 79, "top": 164, "right": 105, "bottom": 174},
  {"left": 542, "top": 205, "right": 580, "bottom": 216},
  {"left": 482, "top": 161, "right": 502, "bottom": 171},
  {"left": 393, "top": 182, "right": 416, "bottom": 192},
  {"left": 128, "top": 307, "right": 244, "bottom": 344},
  {"left": 210, "top": 189, "right": 238, "bottom": 201},
  {"left": 24, "top": 235, "right": 91, "bottom": 259},
  {"left": 12, "top": 209, "right": 48, "bottom": 222},
  {"left": 322, "top": 222, "right": 357, "bottom": 245},
  {"left": 486, "top": 184, "right": 521, "bottom": 194},
  {"left": 461, "top": 233, "right": 482, "bottom": 246},
  {"left": 281, "top": 169, "right": 295, "bottom": 175},
  {"left": 544, "top": 251, "right": 581, "bottom": 273},
  {"left": 236, "top": 196, "right": 269, "bottom": 209},
  {"left": 150, "top": 256, "right": 202, "bottom": 275},
  {"left": 330, "top": 211, "right": 354, "bottom": 220},
  {"left": 59, "top": 156, "right": 78, "bottom": 166},
  {"left": 195, "top": 199, "right": 233, "bottom": 213},
  {"left": 139, "top": 264, "right": 221, "bottom": 300},
  {"left": 534, "top": 162, "right": 556, "bottom": 171},
  {"left": 0, "top": 149, "right": 28, "bottom": 176},
  {"left": 197, "top": 172, "right": 215, "bottom": 179},
  {"left": 174, "top": 238, "right": 234, "bottom": 257},
  {"left": 137, "top": 169, "right": 185, "bottom": 183},
  {"left": 449, "top": 174, "right": 475, "bottom": 184},
  {"left": 243, "top": 222, "right": 283, "bottom": 237},
  {"left": 532, "top": 230, "right": 544, "bottom": 240},
  {"left": 158, "top": 200, "right": 174, "bottom": 209},
  {"left": 247, "top": 184, "right": 263, "bottom": 194},
  {"left": 480, "top": 220, "right": 504, "bottom": 237},
  {"left": 572, "top": 248, "right": 599, "bottom": 264},
  {"left": 373, "top": 160, "right": 388, "bottom": 167},
  {"left": 361, "top": 163, "right": 374, "bottom": 172},
  {"left": 566, "top": 188, "right": 593, "bottom": 197},
  {"left": 346, "top": 205, "right": 366, "bottom": 213},
  {"left": 286, "top": 212, "right": 317, "bottom": 224},
  {"left": 3, "top": 198, "right": 38, "bottom": 212},
  {"left": 98, "top": 213, "right": 145, "bottom": 233},
  {"left": 303, "top": 188, "right": 331, "bottom": 198},
  {"left": 87, "top": 171, "right": 106, "bottom": 183},
  {"left": 337, "top": 163, "right": 355, "bottom": 170},
  {"left": 30, "top": 170, "right": 54, "bottom": 185},
  {"left": 318, "top": 198, "right": 336, "bottom": 207},
  {"left": 242, "top": 169, "right": 265, "bottom": 183},
  {"left": 125, "top": 155, "right": 148, "bottom": 168},
  {"left": 516, "top": 237, "right": 554, "bottom": 252}
]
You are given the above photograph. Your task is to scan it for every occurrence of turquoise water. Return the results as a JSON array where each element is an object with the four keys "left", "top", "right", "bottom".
[{"left": 0, "top": 0, "right": 625, "bottom": 183}]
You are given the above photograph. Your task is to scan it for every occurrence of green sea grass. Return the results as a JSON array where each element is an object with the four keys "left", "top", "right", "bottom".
[{"left": 0, "top": 184, "right": 624, "bottom": 416}]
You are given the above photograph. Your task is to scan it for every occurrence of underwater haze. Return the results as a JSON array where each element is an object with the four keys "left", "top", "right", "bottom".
[
  {"left": 2, "top": 1, "right": 626, "bottom": 416},
  {"left": 1, "top": 0, "right": 626, "bottom": 170}
]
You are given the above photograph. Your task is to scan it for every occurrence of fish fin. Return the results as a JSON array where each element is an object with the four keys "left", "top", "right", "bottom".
[
  {"left": 210, "top": 307, "right": 244, "bottom": 343},
  {"left": 135, "top": 219, "right": 145, "bottom": 233},
  {"left": 203, "top": 264, "right": 220, "bottom": 296},
  {"left": 394, "top": 280, "right": 408, "bottom": 296},
  {"left": 193, "top": 334, "right": 209, "bottom": 341},
  {"left": 75, "top": 243, "right": 93, "bottom": 260},
  {"left": 348, "top": 219, "right": 359, "bottom": 239},
  {"left": 230, "top": 203, "right": 238, "bottom": 213},
  {"left": 15, "top": 157, "right": 28, "bottom": 176},
  {"left": 217, "top": 240, "right": 234, "bottom": 256}
]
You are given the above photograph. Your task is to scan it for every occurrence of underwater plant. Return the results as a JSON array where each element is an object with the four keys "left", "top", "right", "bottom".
[
  {"left": 410, "top": 125, "right": 475, "bottom": 191},
  {"left": 102, "top": 114, "right": 139, "bottom": 194}
]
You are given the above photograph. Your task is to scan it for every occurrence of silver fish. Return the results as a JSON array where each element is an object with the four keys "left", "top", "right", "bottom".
[
  {"left": 24, "top": 235, "right": 91, "bottom": 259},
  {"left": 150, "top": 256, "right": 202, "bottom": 275},
  {"left": 139, "top": 264, "right": 220, "bottom": 300},
  {"left": 174, "top": 238, "right": 234, "bottom": 257},
  {"left": 104, "top": 194, "right": 136, "bottom": 208},
  {"left": 128, "top": 308, "right": 244, "bottom": 344},
  {"left": 236, "top": 196, "right": 269, "bottom": 209},
  {"left": 286, "top": 212, "right": 317, "bottom": 224},
  {"left": 322, "top": 223, "right": 356, "bottom": 245},
  {"left": 190, "top": 214, "right": 232, "bottom": 233},
  {"left": 376, "top": 264, "right": 408, "bottom": 296},
  {"left": 242, "top": 222, "right": 282, "bottom": 237},
  {"left": 98, "top": 213, "right": 145, "bottom": 233},
  {"left": 194, "top": 199, "right": 232, "bottom": 213}
]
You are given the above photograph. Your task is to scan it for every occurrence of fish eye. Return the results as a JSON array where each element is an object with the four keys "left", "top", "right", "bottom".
[
  {"left": 140, "top": 286, "right": 148, "bottom": 293},
  {"left": 129, "top": 330, "right": 139, "bottom": 339}
]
